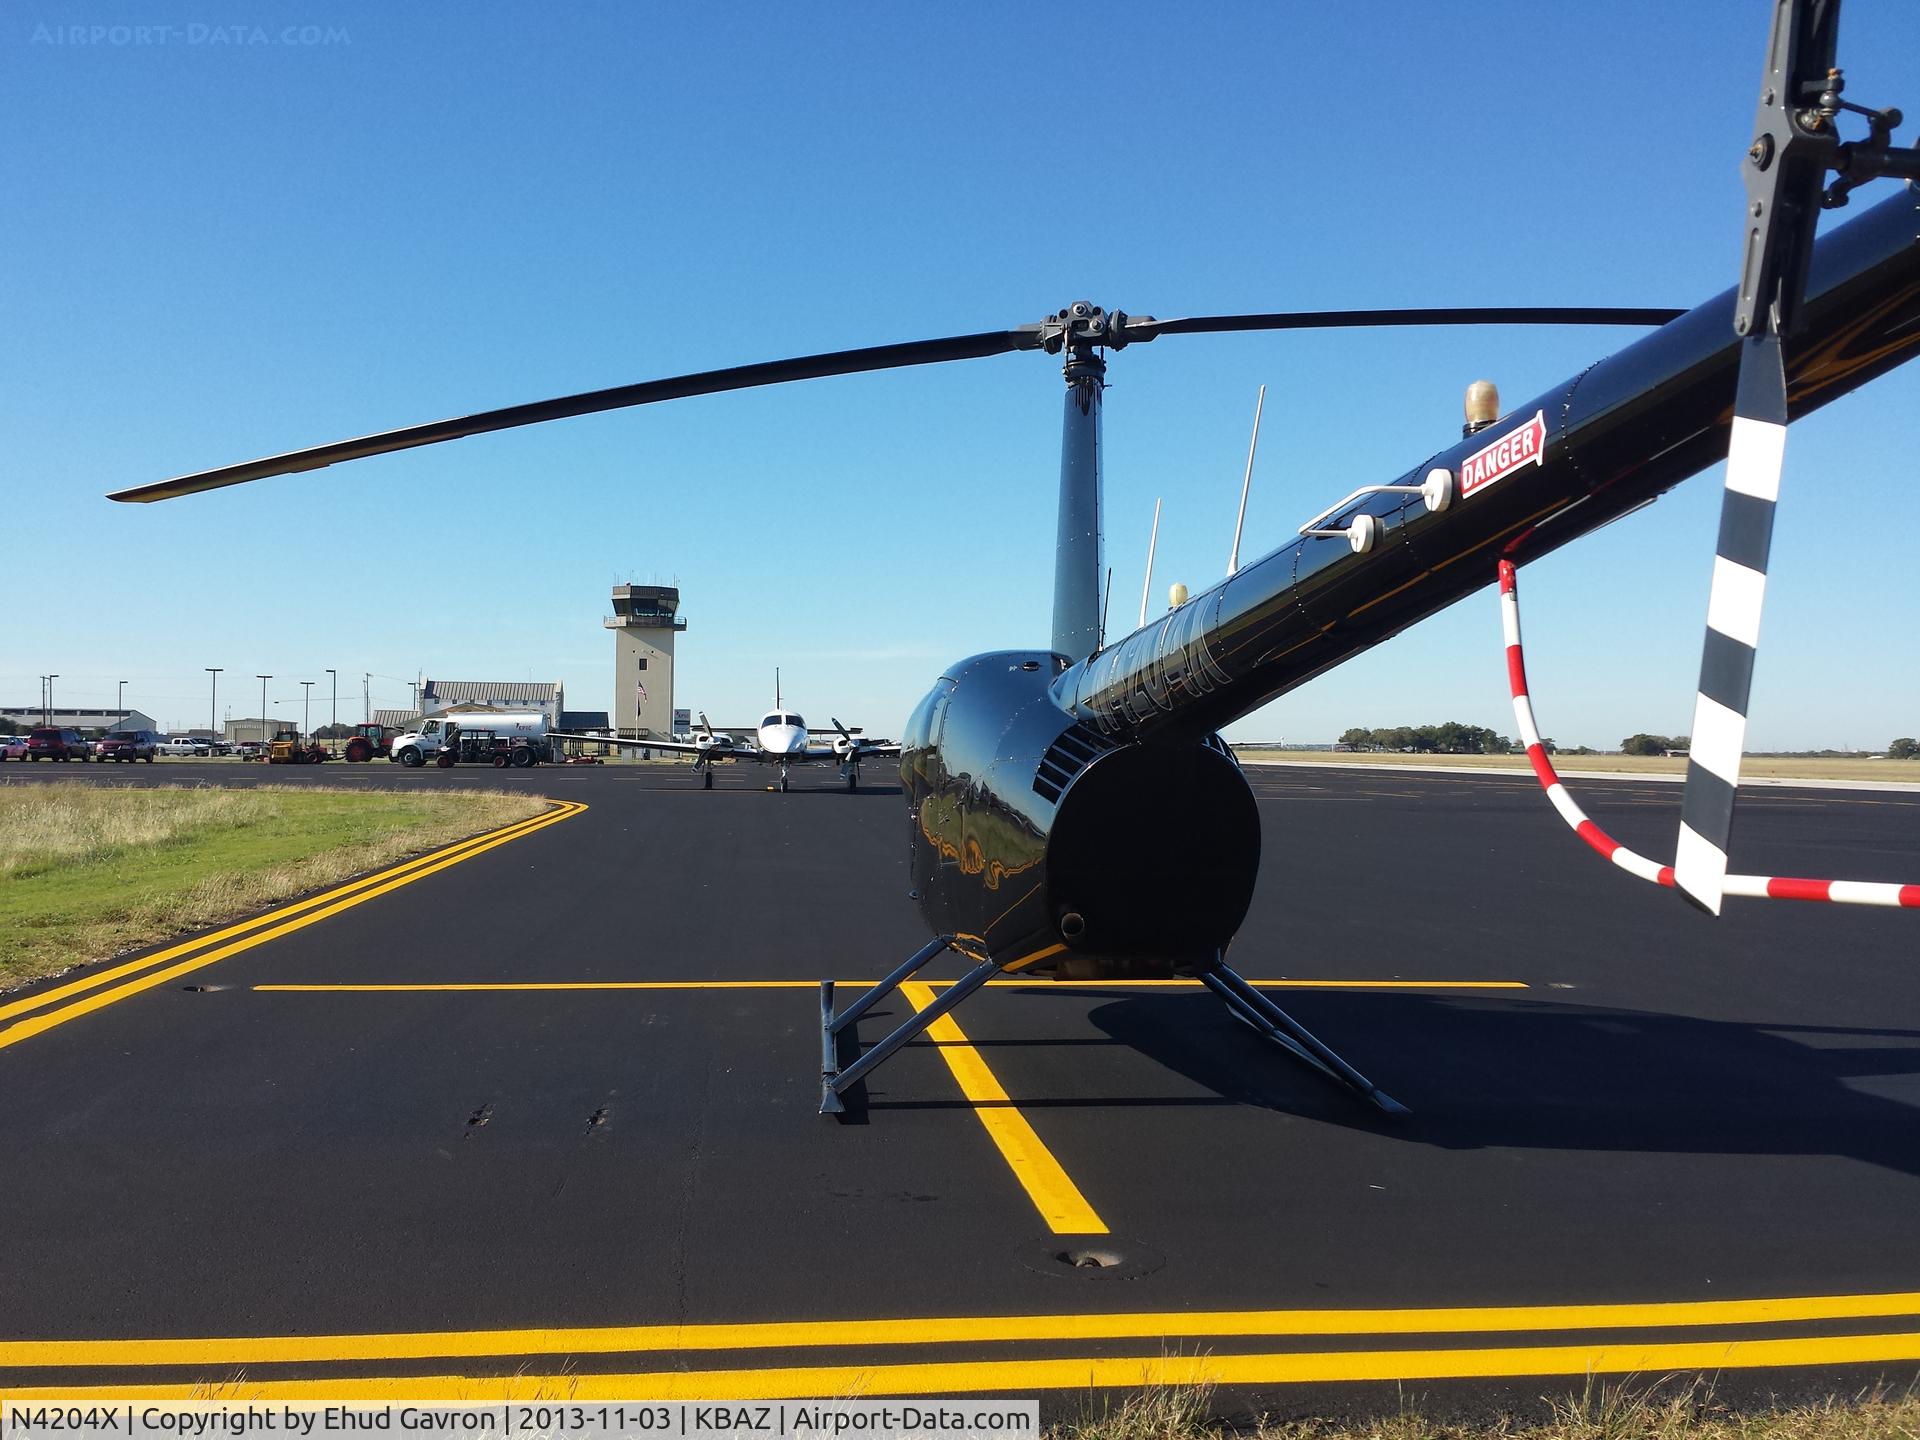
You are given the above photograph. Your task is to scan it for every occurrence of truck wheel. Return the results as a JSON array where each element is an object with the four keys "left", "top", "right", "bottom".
[
  {"left": 435, "top": 751, "right": 456, "bottom": 769},
  {"left": 399, "top": 747, "right": 423, "bottom": 768},
  {"left": 345, "top": 739, "right": 370, "bottom": 763},
  {"left": 493, "top": 753, "right": 509, "bottom": 768},
  {"left": 511, "top": 747, "right": 535, "bottom": 769}
]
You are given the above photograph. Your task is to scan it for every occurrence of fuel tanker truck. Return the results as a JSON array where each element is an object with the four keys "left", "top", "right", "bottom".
[{"left": 388, "top": 711, "right": 551, "bottom": 768}]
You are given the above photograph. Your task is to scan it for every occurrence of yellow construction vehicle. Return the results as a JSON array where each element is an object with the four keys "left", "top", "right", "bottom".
[{"left": 267, "top": 729, "right": 330, "bottom": 765}]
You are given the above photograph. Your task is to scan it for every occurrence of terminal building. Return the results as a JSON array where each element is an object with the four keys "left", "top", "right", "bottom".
[{"left": 607, "top": 584, "right": 685, "bottom": 739}]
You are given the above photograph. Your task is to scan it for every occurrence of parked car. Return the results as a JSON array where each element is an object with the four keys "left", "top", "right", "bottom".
[
  {"left": 96, "top": 730, "right": 160, "bottom": 762},
  {"left": 26, "top": 727, "right": 91, "bottom": 761},
  {"left": 0, "top": 735, "right": 27, "bottom": 761},
  {"left": 233, "top": 740, "right": 266, "bottom": 759},
  {"left": 159, "top": 737, "right": 211, "bottom": 757}
]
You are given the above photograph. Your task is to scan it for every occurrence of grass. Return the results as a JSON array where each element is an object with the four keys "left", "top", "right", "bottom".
[
  {"left": 1054, "top": 1380, "right": 1920, "bottom": 1440},
  {"left": 0, "top": 782, "right": 548, "bottom": 988},
  {"left": 1234, "top": 751, "right": 1920, "bottom": 782}
]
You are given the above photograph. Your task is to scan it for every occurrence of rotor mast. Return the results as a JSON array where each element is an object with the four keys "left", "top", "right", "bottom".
[{"left": 1044, "top": 302, "right": 1141, "bottom": 665}]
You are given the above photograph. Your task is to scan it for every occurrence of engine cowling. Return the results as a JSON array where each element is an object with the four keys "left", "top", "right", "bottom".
[{"left": 900, "top": 650, "right": 1261, "bottom": 977}]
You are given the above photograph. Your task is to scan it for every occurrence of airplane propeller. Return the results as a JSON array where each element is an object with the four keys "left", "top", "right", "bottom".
[
  {"left": 107, "top": 305, "right": 1685, "bottom": 504},
  {"left": 829, "top": 717, "right": 855, "bottom": 756}
]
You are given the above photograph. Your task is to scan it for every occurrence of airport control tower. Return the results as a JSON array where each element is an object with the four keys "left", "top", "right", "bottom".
[{"left": 607, "top": 584, "right": 686, "bottom": 739}]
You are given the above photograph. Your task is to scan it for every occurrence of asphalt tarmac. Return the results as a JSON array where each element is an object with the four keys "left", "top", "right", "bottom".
[{"left": 4, "top": 758, "right": 1920, "bottom": 1419}]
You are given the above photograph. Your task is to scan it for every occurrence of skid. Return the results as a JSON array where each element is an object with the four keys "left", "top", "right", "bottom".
[{"left": 1198, "top": 957, "right": 1408, "bottom": 1116}]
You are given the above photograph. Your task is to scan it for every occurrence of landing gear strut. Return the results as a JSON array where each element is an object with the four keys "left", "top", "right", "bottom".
[
  {"left": 1194, "top": 952, "right": 1407, "bottom": 1115},
  {"left": 817, "top": 945, "right": 1407, "bottom": 1118},
  {"left": 778, "top": 765, "right": 790, "bottom": 793}
]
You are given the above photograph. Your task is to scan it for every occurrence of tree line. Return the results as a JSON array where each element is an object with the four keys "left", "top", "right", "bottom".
[
  {"left": 1337, "top": 723, "right": 1532, "bottom": 755},
  {"left": 1336, "top": 723, "right": 1918, "bottom": 758},
  {"left": 1620, "top": 733, "right": 1689, "bottom": 756}
]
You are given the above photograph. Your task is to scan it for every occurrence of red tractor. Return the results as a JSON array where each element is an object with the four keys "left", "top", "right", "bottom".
[{"left": 341, "top": 723, "right": 398, "bottom": 763}]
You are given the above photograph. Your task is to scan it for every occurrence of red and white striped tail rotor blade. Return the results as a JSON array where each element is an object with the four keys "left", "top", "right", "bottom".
[{"left": 1673, "top": 334, "right": 1788, "bottom": 916}]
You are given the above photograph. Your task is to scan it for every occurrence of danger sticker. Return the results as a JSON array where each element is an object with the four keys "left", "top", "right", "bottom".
[{"left": 1460, "top": 410, "right": 1546, "bottom": 497}]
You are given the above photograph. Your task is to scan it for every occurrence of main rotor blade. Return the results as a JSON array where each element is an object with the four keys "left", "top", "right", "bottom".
[
  {"left": 1130, "top": 306, "right": 1685, "bottom": 340},
  {"left": 110, "top": 328, "right": 1042, "bottom": 502}
]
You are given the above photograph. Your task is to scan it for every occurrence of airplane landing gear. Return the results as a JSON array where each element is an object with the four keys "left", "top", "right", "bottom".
[
  {"left": 702, "top": 768, "right": 713, "bottom": 790},
  {"left": 779, "top": 766, "right": 790, "bottom": 793}
]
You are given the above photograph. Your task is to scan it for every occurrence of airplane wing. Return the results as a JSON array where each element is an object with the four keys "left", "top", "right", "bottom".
[
  {"left": 550, "top": 733, "right": 758, "bottom": 760},
  {"left": 799, "top": 741, "right": 901, "bottom": 762}
]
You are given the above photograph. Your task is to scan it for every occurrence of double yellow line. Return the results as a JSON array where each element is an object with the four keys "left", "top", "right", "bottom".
[
  {"left": 9, "top": 1289, "right": 1920, "bottom": 1400},
  {"left": 0, "top": 800, "right": 586, "bottom": 1053}
]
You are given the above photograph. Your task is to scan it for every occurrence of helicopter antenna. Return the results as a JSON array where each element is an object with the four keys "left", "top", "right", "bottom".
[
  {"left": 1227, "top": 384, "right": 1266, "bottom": 576},
  {"left": 1138, "top": 498, "right": 1162, "bottom": 629}
]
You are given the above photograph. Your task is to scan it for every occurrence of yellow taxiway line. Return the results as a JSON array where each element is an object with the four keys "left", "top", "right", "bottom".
[
  {"left": 0, "top": 801, "right": 587, "bottom": 1054},
  {"left": 898, "top": 979, "right": 1107, "bottom": 1235},
  {"left": 250, "top": 978, "right": 1527, "bottom": 992},
  {"left": 0, "top": 802, "right": 580, "bottom": 1028},
  {"left": 9, "top": 1288, "right": 1920, "bottom": 1369},
  {"left": 12, "top": 1330, "right": 1920, "bottom": 1401}
]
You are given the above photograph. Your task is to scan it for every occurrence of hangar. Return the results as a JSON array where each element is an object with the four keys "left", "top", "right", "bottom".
[{"left": 2, "top": 705, "right": 158, "bottom": 734}]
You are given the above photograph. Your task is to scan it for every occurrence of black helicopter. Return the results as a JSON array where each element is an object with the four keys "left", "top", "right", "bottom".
[{"left": 110, "top": 0, "right": 1920, "bottom": 1118}]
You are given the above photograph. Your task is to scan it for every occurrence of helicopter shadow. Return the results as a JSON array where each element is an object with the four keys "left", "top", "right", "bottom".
[{"left": 1050, "top": 988, "right": 1920, "bottom": 1178}]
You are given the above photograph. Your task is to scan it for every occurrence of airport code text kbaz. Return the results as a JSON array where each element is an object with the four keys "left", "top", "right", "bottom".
[{"left": 3, "top": 1407, "right": 1039, "bottom": 1440}]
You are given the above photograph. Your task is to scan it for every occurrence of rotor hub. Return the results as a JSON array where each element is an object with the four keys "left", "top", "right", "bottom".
[{"left": 1036, "top": 301, "right": 1156, "bottom": 359}]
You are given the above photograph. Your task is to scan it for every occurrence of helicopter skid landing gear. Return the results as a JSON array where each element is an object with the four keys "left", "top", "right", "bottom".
[
  {"left": 819, "top": 936, "right": 986, "bottom": 1115},
  {"left": 1196, "top": 955, "right": 1407, "bottom": 1116}
]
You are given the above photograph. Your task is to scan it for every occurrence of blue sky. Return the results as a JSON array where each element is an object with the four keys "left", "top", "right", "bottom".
[{"left": 4, "top": 2, "right": 1916, "bottom": 747}]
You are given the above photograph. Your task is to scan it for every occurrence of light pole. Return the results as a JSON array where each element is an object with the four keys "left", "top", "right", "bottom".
[
  {"left": 326, "top": 668, "right": 337, "bottom": 748},
  {"left": 117, "top": 680, "right": 127, "bottom": 727},
  {"left": 300, "top": 681, "right": 314, "bottom": 743},
  {"left": 38, "top": 677, "right": 46, "bottom": 725},
  {"left": 206, "top": 668, "right": 222, "bottom": 745},
  {"left": 46, "top": 675, "right": 57, "bottom": 727},
  {"left": 257, "top": 675, "right": 271, "bottom": 745}
]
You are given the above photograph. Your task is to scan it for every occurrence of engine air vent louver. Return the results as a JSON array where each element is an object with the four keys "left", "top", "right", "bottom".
[{"left": 1033, "top": 724, "right": 1117, "bottom": 804}]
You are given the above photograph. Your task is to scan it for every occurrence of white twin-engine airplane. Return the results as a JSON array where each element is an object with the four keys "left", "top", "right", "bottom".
[{"left": 586, "top": 673, "right": 899, "bottom": 791}]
